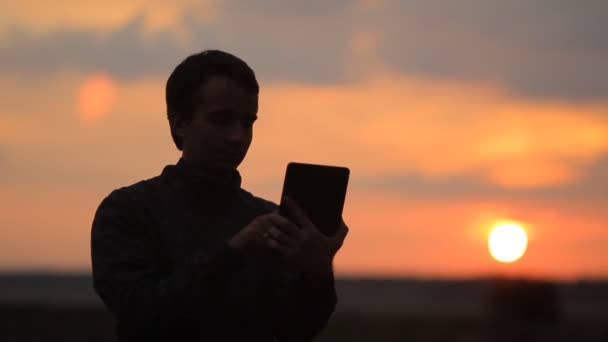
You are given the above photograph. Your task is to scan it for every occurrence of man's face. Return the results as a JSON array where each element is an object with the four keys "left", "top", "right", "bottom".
[{"left": 175, "top": 75, "right": 258, "bottom": 174}]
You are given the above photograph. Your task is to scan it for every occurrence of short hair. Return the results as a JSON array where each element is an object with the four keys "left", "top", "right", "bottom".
[{"left": 165, "top": 50, "right": 259, "bottom": 150}]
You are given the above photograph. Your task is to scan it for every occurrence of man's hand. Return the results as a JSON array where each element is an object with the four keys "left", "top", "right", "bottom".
[
  {"left": 264, "top": 196, "right": 349, "bottom": 275},
  {"left": 228, "top": 214, "right": 276, "bottom": 255}
]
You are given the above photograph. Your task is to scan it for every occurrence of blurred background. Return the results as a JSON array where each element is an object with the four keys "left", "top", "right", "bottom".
[{"left": 1, "top": 0, "right": 607, "bottom": 341}]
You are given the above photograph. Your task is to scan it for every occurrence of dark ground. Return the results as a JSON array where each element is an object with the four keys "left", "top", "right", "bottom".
[
  {"left": 1, "top": 275, "right": 608, "bottom": 341},
  {"left": 1, "top": 304, "right": 607, "bottom": 342}
]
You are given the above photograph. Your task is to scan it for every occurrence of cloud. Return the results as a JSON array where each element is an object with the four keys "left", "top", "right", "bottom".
[
  {"left": 0, "top": 16, "right": 189, "bottom": 80},
  {"left": 1, "top": 0, "right": 607, "bottom": 102},
  {"left": 375, "top": 0, "right": 608, "bottom": 101},
  {"left": 355, "top": 152, "right": 608, "bottom": 203},
  {"left": 552, "top": 153, "right": 608, "bottom": 201},
  {"left": 195, "top": 0, "right": 357, "bottom": 84},
  {"left": 0, "top": 0, "right": 218, "bottom": 38},
  {"left": 0, "top": 2, "right": 354, "bottom": 84}
]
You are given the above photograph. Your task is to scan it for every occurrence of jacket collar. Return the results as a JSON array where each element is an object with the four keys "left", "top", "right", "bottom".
[{"left": 162, "top": 158, "right": 242, "bottom": 205}]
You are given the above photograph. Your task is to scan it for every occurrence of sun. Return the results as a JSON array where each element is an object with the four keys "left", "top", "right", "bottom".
[{"left": 488, "top": 222, "right": 528, "bottom": 263}]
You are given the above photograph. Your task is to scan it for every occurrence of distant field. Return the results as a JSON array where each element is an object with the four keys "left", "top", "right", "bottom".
[
  {"left": 1, "top": 305, "right": 607, "bottom": 342},
  {"left": 2, "top": 275, "right": 608, "bottom": 341}
]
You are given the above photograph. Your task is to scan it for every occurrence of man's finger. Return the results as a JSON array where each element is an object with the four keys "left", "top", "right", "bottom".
[
  {"left": 266, "top": 226, "right": 294, "bottom": 246},
  {"left": 267, "top": 212, "right": 301, "bottom": 237},
  {"left": 330, "top": 220, "right": 349, "bottom": 249},
  {"left": 266, "top": 236, "right": 292, "bottom": 256},
  {"left": 282, "top": 197, "right": 314, "bottom": 230},
  {"left": 337, "top": 220, "right": 349, "bottom": 240}
]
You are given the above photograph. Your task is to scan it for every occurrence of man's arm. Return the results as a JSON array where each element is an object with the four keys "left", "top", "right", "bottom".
[
  {"left": 90, "top": 188, "right": 240, "bottom": 332},
  {"left": 269, "top": 265, "right": 338, "bottom": 342},
  {"left": 260, "top": 198, "right": 349, "bottom": 341}
]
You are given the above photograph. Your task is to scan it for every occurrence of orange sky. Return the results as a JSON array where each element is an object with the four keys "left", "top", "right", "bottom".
[{"left": 1, "top": 0, "right": 607, "bottom": 280}]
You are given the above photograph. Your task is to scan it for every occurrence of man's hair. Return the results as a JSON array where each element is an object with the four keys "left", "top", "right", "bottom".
[{"left": 165, "top": 50, "right": 259, "bottom": 150}]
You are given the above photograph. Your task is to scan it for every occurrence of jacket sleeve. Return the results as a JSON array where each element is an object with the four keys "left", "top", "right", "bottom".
[
  {"left": 269, "top": 263, "right": 338, "bottom": 342},
  {"left": 90, "top": 188, "right": 240, "bottom": 332}
]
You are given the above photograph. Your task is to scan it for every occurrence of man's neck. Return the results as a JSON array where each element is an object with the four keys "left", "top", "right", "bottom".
[{"left": 180, "top": 158, "right": 234, "bottom": 185}]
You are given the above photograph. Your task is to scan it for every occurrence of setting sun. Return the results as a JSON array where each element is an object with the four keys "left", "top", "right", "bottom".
[
  {"left": 78, "top": 73, "right": 117, "bottom": 123},
  {"left": 488, "top": 222, "right": 528, "bottom": 263}
]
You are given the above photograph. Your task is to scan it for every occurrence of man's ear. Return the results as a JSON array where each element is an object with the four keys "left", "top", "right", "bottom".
[{"left": 169, "top": 115, "right": 188, "bottom": 140}]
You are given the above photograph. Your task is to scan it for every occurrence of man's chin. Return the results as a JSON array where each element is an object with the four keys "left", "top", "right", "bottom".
[
  {"left": 186, "top": 160, "right": 235, "bottom": 175},
  {"left": 213, "top": 159, "right": 242, "bottom": 173}
]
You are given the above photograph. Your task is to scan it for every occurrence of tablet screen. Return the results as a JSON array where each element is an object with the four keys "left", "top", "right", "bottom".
[{"left": 279, "top": 162, "right": 350, "bottom": 236}]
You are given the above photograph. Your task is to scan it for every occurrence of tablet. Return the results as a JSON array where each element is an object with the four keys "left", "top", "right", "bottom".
[{"left": 279, "top": 162, "right": 350, "bottom": 236}]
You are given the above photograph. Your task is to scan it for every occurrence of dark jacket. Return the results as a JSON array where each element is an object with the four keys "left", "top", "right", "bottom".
[{"left": 91, "top": 159, "right": 337, "bottom": 341}]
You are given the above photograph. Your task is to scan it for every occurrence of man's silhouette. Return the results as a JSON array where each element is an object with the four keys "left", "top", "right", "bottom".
[{"left": 91, "top": 50, "right": 348, "bottom": 341}]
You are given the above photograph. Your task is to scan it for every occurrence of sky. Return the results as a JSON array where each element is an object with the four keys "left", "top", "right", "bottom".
[{"left": 1, "top": 0, "right": 607, "bottom": 280}]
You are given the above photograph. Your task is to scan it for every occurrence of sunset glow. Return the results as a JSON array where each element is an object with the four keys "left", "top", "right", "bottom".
[{"left": 0, "top": 0, "right": 607, "bottom": 280}]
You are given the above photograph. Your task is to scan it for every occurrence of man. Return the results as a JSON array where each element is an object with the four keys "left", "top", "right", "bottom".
[{"left": 90, "top": 50, "right": 348, "bottom": 341}]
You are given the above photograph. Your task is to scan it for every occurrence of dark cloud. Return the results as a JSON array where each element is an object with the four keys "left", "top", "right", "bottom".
[
  {"left": 0, "top": 15, "right": 190, "bottom": 80},
  {"left": 1, "top": 0, "right": 607, "bottom": 101},
  {"left": 220, "top": 0, "right": 354, "bottom": 17},
  {"left": 377, "top": 0, "right": 608, "bottom": 101},
  {"left": 0, "top": 3, "right": 354, "bottom": 84},
  {"left": 551, "top": 153, "right": 608, "bottom": 201},
  {"left": 194, "top": 0, "right": 355, "bottom": 84},
  {"left": 355, "top": 153, "right": 608, "bottom": 203}
]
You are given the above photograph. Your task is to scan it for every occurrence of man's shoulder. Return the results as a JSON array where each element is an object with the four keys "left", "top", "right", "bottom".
[
  {"left": 100, "top": 173, "right": 167, "bottom": 207},
  {"left": 238, "top": 188, "right": 279, "bottom": 213}
]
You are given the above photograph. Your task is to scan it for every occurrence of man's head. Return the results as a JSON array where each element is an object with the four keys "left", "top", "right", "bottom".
[{"left": 166, "top": 50, "right": 259, "bottom": 175}]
